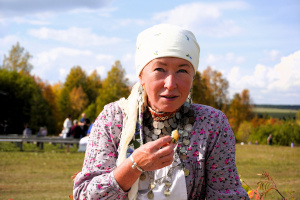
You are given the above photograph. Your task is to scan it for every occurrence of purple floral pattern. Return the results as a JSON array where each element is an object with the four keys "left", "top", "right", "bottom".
[{"left": 73, "top": 101, "right": 249, "bottom": 200}]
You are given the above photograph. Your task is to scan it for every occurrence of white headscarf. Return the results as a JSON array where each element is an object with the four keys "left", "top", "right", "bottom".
[
  {"left": 117, "top": 24, "right": 200, "bottom": 200},
  {"left": 135, "top": 23, "right": 200, "bottom": 75}
]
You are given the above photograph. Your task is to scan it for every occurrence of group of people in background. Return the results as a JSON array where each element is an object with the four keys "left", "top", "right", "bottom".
[
  {"left": 61, "top": 113, "right": 93, "bottom": 139},
  {"left": 23, "top": 124, "right": 47, "bottom": 138}
]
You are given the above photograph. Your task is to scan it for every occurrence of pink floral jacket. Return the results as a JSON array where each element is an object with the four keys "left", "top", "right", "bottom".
[{"left": 73, "top": 101, "right": 249, "bottom": 200}]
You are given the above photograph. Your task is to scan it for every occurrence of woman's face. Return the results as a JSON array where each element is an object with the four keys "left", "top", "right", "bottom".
[{"left": 139, "top": 57, "right": 194, "bottom": 112}]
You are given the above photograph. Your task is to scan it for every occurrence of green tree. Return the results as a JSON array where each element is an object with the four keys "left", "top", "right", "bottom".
[
  {"left": 248, "top": 121, "right": 300, "bottom": 146},
  {"left": 96, "top": 61, "right": 130, "bottom": 114},
  {"left": 83, "top": 103, "right": 97, "bottom": 121},
  {"left": 2, "top": 42, "right": 33, "bottom": 75},
  {"left": 0, "top": 69, "right": 55, "bottom": 134},
  {"left": 58, "top": 66, "right": 88, "bottom": 120},
  {"left": 85, "top": 69, "right": 102, "bottom": 104},
  {"left": 64, "top": 66, "right": 87, "bottom": 92},
  {"left": 296, "top": 110, "right": 300, "bottom": 125},
  {"left": 235, "top": 121, "right": 252, "bottom": 142},
  {"left": 57, "top": 87, "right": 72, "bottom": 123}
]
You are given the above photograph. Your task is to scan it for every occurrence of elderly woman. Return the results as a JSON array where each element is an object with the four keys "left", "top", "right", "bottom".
[{"left": 73, "top": 24, "right": 249, "bottom": 200}]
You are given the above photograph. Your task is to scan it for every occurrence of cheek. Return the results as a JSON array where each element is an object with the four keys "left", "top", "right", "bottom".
[{"left": 180, "top": 78, "right": 193, "bottom": 91}]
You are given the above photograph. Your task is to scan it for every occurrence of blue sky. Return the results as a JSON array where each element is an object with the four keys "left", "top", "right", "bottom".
[{"left": 0, "top": 0, "right": 299, "bottom": 105}]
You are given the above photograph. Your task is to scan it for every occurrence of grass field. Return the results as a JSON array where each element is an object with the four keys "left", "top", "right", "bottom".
[
  {"left": 0, "top": 143, "right": 299, "bottom": 200},
  {"left": 253, "top": 107, "right": 298, "bottom": 119}
]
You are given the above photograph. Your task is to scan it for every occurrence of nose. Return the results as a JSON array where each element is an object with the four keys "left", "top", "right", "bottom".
[{"left": 164, "top": 74, "right": 177, "bottom": 90}]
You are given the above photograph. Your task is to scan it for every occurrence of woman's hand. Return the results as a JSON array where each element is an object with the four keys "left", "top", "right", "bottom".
[
  {"left": 114, "top": 136, "right": 176, "bottom": 191},
  {"left": 131, "top": 136, "right": 176, "bottom": 171}
]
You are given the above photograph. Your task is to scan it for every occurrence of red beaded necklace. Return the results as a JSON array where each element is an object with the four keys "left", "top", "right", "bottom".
[{"left": 147, "top": 106, "right": 180, "bottom": 121}]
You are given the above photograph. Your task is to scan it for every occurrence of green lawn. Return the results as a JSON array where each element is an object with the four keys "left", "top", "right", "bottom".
[
  {"left": 236, "top": 144, "right": 299, "bottom": 199},
  {"left": 0, "top": 143, "right": 299, "bottom": 200},
  {"left": 253, "top": 107, "right": 298, "bottom": 119}
]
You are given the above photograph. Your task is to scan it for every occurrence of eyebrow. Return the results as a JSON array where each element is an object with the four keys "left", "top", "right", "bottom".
[
  {"left": 153, "top": 61, "right": 167, "bottom": 66},
  {"left": 153, "top": 61, "right": 191, "bottom": 68},
  {"left": 178, "top": 64, "right": 191, "bottom": 68}
]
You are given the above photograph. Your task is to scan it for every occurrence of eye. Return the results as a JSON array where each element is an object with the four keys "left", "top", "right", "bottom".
[
  {"left": 154, "top": 67, "right": 164, "bottom": 72},
  {"left": 178, "top": 69, "right": 188, "bottom": 73}
]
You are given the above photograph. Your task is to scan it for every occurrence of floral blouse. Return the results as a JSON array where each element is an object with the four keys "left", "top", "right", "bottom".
[{"left": 73, "top": 101, "right": 249, "bottom": 200}]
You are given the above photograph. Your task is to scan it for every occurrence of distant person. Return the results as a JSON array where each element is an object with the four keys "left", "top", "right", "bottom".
[
  {"left": 61, "top": 114, "right": 72, "bottom": 138},
  {"left": 267, "top": 134, "right": 273, "bottom": 145},
  {"left": 0, "top": 119, "right": 9, "bottom": 135},
  {"left": 77, "top": 121, "right": 93, "bottom": 152},
  {"left": 36, "top": 126, "right": 47, "bottom": 147},
  {"left": 78, "top": 113, "right": 90, "bottom": 136},
  {"left": 37, "top": 126, "right": 47, "bottom": 137},
  {"left": 86, "top": 120, "right": 94, "bottom": 136},
  {"left": 23, "top": 123, "right": 32, "bottom": 138},
  {"left": 70, "top": 120, "right": 83, "bottom": 139},
  {"left": 255, "top": 140, "right": 259, "bottom": 145}
]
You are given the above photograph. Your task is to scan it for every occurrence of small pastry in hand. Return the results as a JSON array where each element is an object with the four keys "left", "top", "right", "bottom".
[{"left": 171, "top": 130, "right": 179, "bottom": 143}]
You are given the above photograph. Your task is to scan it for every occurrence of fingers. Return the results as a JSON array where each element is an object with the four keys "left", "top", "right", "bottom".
[
  {"left": 159, "top": 149, "right": 174, "bottom": 166},
  {"left": 154, "top": 136, "right": 173, "bottom": 149},
  {"left": 131, "top": 136, "right": 176, "bottom": 171}
]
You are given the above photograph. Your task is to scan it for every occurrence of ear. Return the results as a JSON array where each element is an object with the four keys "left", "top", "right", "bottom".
[{"left": 139, "top": 74, "right": 145, "bottom": 86}]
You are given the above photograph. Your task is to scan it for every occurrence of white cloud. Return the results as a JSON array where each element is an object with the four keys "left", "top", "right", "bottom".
[
  {"left": 206, "top": 54, "right": 222, "bottom": 64},
  {"left": 0, "top": 35, "right": 20, "bottom": 47},
  {"left": 11, "top": 17, "right": 50, "bottom": 25},
  {"left": 225, "top": 53, "right": 245, "bottom": 63},
  {"left": 121, "top": 53, "right": 136, "bottom": 83},
  {"left": 262, "top": 49, "right": 281, "bottom": 62},
  {"left": 96, "top": 54, "right": 114, "bottom": 62},
  {"left": 227, "top": 50, "right": 300, "bottom": 103},
  {"left": 86, "top": 65, "right": 106, "bottom": 79},
  {"left": 206, "top": 53, "right": 245, "bottom": 65},
  {"left": 28, "top": 27, "right": 122, "bottom": 47},
  {"left": 118, "top": 18, "right": 147, "bottom": 26},
  {"left": 69, "top": 7, "right": 117, "bottom": 17},
  {"left": 31, "top": 47, "right": 114, "bottom": 83},
  {"left": 0, "top": 0, "right": 112, "bottom": 18},
  {"left": 268, "top": 50, "right": 300, "bottom": 91},
  {"left": 153, "top": 1, "right": 248, "bottom": 37},
  {"left": 93, "top": 66, "right": 105, "bottom": 78}
]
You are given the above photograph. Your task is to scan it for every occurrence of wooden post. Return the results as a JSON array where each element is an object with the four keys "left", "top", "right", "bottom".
[
  {"left": 19, "top": 142, "right": 23, "bottom": 151},
  {"left": 66, "top": 144, "right": 70, "bottom": 152}
]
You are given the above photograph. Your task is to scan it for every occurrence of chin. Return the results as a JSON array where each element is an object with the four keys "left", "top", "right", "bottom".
[{"left": 158, "top": 105, "right": 181, "bottom": 113}]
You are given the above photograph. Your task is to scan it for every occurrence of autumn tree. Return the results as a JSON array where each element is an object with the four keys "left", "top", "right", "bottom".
[
  {"left": 57, "top": 66, "right": 102, "bottom": 123},
  {"left": 228, "top": 89, "right": 254, "bottom": 132},
  {"left": 34, "top": 76, "right": 61, "bottom": 133},
  {"left": 202, "top": 66, "right": 229, "bottom": 111},
  {"left": 96, "top": 61, "right": 130, "bottom": 115},
  {"left": 1, "top": 42, "right": 33, "bottom": 75},
  {"left": 192, "top": 71, "right": 208, "bottom": 104},
  {"left": 70, "top": 86, "right": 89, "bottom": 118},
  {"left": 192, "top": 67, "right": 229, "bottom": 112}
]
